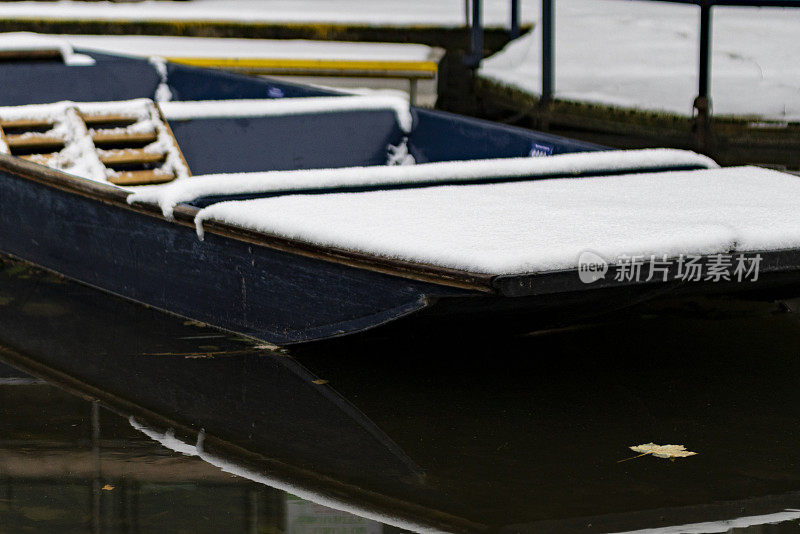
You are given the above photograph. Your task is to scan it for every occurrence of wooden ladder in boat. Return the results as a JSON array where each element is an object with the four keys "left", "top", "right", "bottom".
[{"left": 0, "top": 100, "right": 190, "bottom": 186}]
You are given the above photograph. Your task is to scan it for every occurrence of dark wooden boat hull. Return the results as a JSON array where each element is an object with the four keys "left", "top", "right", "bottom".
[
  {"left": 0, "top": 163, "right": 479, "bottom": 345},
  {"left": 5, "top": 156, "right": 800, "bottom": 345}
]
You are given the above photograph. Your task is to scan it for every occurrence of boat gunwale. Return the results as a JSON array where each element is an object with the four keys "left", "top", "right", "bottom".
[{"left": 0, "top": 153, "right": 495, "bottom": 292}]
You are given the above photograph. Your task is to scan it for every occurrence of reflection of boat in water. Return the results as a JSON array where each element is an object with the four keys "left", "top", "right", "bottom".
[
  {"left": 5, "top": 34, "right": 800, "bottom": 345},
  {"left": 0, "top": 364, "right": 388, "bottom": 533},
  {"left": 5, "top": 258, "right": 800, "bottom": 532},
  {"left": 0, "top": 257, "right": 473, "bottom": 532}
]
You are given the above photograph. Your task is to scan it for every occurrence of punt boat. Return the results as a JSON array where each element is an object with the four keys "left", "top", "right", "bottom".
[
  {"left": 4, "top": 260, "right": 800, "bottom": 533},
  {"left": 2, "top": 33, "right": 800, "bottom": 345}
]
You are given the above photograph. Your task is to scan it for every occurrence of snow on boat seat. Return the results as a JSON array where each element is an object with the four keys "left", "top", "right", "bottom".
[
  {"left": 0, "top": 95, "right": 414, "bottom": 184},
  {"left": 127, "top": 148, "right": 717, "bottom": 217},
  {"left": 160, "top": 96, "right": 414, "bottom": 174},
  {"left": 190, "top": 166, "right": 800, "bottom": 276},
  {"left": 0, "top": 99, "right": 190, "bottom": 185},
  {"left": 0, "top": 32, "right": 94, "bottom": 65}
]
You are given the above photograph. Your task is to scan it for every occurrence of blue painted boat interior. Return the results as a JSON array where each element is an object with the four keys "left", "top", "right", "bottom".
[
  {"left": 169, "top": 110, "right": 404, "bottom": 174},
  {"left": 0, "top": 50, "right": 601, "bottom": 178}
]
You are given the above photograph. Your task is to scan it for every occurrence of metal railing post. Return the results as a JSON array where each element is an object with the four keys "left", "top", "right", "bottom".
[
  {"left": 698, "top": 2, "right": 712, "bottom": 102},
  {"left": 541, "top": 0, "right": 554, "bottom": 103},
  {"left": 464, "top": 0, "right": 484, "bottom": 68},
  {"left": 510, "top": 0, "right": 521, "bottom": 39},
  {"left": 693, "top": 2, "right": 713, "bottom": 150}
]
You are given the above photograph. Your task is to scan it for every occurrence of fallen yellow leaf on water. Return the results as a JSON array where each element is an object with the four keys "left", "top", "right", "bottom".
[
  {"left": 620, "top": 443, "right": 698, "bottom": 462},
  {"left": 101, "top": 484, "right": 114, "bottom": 491},
  {"left": 312, "top": 379, "right": 329, "bottom": 385}
]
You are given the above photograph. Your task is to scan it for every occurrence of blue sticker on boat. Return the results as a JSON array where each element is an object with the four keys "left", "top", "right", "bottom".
[
  {"left": 529, "top": 143, "right": 554, "bottom": 157},
  {"left": 267, "top": 87, "right": 285, "bottom": 98}
]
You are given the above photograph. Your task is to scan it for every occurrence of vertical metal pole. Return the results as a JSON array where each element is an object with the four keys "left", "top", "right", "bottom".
[
  {"left": 693, "top": 2, "right": 713, "bottom": 151},
  {"left": 541, "top": 0, "right": 554, "bottom": 103},
  {"left": 470, "top": 0, "right": 484, "bottom": 67},
  {"left": 510, "top": 0, "right": 520, "bottom": 39},
  {"left": 698, "top": 3, "right": 712, "bottom": 102}
]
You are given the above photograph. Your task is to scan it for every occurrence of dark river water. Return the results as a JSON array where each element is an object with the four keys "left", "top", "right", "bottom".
[{"left": 3, "top": 256, "right": 800, "bottom": 533}]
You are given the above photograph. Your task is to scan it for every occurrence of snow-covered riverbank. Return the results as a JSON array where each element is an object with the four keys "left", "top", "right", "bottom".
[
  {"left": 2, "top": 0, "right": 797, "bottom": 120},
  {"left": 480, "top": 0, "right": 800, "bottom": 121}
]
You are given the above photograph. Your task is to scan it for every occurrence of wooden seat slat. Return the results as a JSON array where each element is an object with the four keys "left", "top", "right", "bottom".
[{"left": 108, "top": 169, "right": 175, "bottom": 186}]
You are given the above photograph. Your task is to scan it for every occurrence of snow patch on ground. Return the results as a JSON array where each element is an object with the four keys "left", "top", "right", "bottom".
[
  {"left": 191, "top": 166, "right": 800, "bottom": 275},
  {"left": 480, "top": 0, "right": 800, "bottom": 121}
]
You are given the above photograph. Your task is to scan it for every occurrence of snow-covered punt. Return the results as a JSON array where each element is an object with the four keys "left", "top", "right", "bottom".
[{"left": 2, "top": 35, "right": 800, "bottom": 344}]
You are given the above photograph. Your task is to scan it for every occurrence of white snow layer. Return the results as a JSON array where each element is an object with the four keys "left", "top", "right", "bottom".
[
  {"left": 0, "top": 98, "right": 189, "bottom": 184},
  {"left": 0, "top": 0, "right": 527, "bottom": 28},
  {"left": 0, "top": 32, "right": 94, "bottom": 65},
  {"left": 59, "top": 34, "right": 433, "bottom": 63},
  {"left": 127, "top": 149, "right": 717, "bottom": 218},
  {"left": 160, "top": 96, "right": 412, "bottom": 133},
  {"left": 128, "top": 417, "right": 445, "bottom": 534},
  {"left": 0, "top": 98, "right": 153, "bottom": 122},
  {"left": 5, "top": 0, "right": 795, "bottom": 119},
  {"left": 149, "top": 56, "right": 173, "bottom": 103},
  {"left": 480, "top": 1, "right": 800, "bottom": 121},
  {"left": 192, "top": 166, "right": 800, "bottom": 275}
]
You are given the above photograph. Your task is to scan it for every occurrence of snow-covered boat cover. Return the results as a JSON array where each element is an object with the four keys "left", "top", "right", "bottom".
[
  {"left": 188, "top": 165, "right": 800, "bottom": 275},
  {"left": 127, "top": 149, "right": 717, "bottom": 217}
]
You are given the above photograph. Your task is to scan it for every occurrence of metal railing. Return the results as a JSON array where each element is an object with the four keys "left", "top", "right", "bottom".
[
  {"left": 468, "top": 1, "right": 800, "bottom": 138},
  {"left": 464, "top": 0, "right": 521, "bottom": 66}
]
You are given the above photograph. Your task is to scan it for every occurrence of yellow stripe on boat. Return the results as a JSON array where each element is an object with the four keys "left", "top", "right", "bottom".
[{"left": 164, "top": 57, "right": 439, "bottom": 77}]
